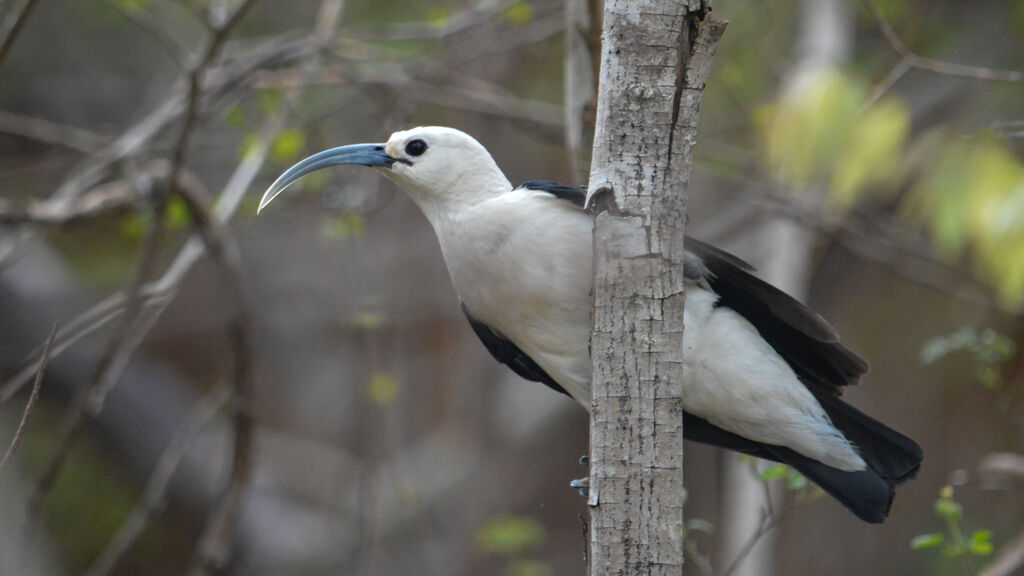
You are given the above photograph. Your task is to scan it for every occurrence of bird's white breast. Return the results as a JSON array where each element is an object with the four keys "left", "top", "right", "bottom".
[
  {"left": 428, "top": 188, "right": 862, "bottom": 470},
  {"left": 436, "top": 188, "right": 595, "bottom": 404}
]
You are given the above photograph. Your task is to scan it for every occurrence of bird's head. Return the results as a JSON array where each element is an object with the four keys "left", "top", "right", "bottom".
[{"left": 258, "top": 126, "right": 512, "bottom": 219}]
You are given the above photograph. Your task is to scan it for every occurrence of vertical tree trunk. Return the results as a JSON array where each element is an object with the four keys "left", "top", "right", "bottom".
[{"left": 586, "top": 2, "right": 725, "bottom": 574}]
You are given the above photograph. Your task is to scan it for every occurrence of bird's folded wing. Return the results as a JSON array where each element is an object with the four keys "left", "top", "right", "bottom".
[{"left": 683, "top": 236, "right": 869, "bottom": 395}]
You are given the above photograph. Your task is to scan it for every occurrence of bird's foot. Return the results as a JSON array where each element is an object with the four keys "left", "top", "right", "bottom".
[
  {"left": 571, "top": 454, "right": 590, "bottom": 497},
  {"left": 570, "top": 477, "right": 589, "bottom": 497}
]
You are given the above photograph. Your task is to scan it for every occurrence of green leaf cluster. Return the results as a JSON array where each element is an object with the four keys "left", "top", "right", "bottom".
[
  {"left": 911, "top": 486, "right": 994, "bottom": 565},
  {"left": 920, "top": 326, "right": 1016, "bottom": 388},
  {"left": 475, "top": 515, "right": 546, "bottom": 556},
  {"left": 758, "top": 68, "right": 1024, "bottom": 307},
  {"left": 758, "top": 463, "right": 808, "bottom": 491},
  {"left": 757, "top": 68, "right": 909, "bottom": 211}
]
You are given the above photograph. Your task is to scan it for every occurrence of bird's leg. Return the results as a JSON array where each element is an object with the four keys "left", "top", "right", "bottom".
[{"left": 570, "top": 454, "right": 589, "bottom": 497}]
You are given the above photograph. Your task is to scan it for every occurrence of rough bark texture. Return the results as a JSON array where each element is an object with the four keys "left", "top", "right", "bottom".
[{"left": 586, "top": 2, "right": 726, "bottom": 574}]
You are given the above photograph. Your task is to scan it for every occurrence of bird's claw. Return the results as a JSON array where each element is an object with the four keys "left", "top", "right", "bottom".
[
  {"left": 571, "top": 454, "right": 590, "bottom": 496},
  {"left": 570, "top": 477, "right": 590, "bottom": 497}
]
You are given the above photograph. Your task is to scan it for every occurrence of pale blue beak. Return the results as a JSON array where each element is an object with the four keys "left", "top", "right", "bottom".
[{"left": 258, "top": 143, "right": 401, "bottom": 213}]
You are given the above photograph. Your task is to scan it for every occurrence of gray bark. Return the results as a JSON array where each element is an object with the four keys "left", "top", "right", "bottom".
[{"left": 586, "top": 2, "right": 725, "bottom": 574}]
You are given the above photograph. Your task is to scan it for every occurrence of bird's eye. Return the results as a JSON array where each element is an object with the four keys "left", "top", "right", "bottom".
[{"left": 405, "top": 139, "right": 428, "bottom": 157}]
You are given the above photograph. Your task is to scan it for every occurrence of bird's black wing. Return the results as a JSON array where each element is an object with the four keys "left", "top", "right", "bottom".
[
  {"left": 461, "top": 302, "right": 571, "bottom": 397},
  {"left": 518, "top": 180, "right": 586, "bottom": 207},
  {"left": 518, "top": 179, "right": 867, "bottom": 394},
  {"left": 683, "top": 237, "right": 869, "bottom": 395}
]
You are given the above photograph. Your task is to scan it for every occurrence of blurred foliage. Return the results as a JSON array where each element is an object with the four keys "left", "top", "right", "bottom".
[
  {"left": 759, "top": 68, "right": 1024, "bottom": 306},
  {"left": 366, "top": 371, "right": 400, "bottom": 406},
  {"left": 321, "top": 212, "right": 367, "bottom": 239},
  {"left": 17, "top": 408, "right": 190, "bottom": 574},
  {"left": 912, "top": 486, "right": 994, "bottom": 572},
  {"left": 921, "top": 326, "right": 1016, "bottom": 389},
  {"left": 759, "top": 462, "right": 809, "bottom": 491},
  {"left": 475, "top": 515, "right": 546, "bottom": 556},
  {"left": 270, "top": 128, "right": 307, "bottom": 165},
  {"left": 506, "top": 560, "right": 554, "bottom": 576},
  {"left": 757, "top": 69, "right": 910, "bottom": 211},
  {"left": 502, "top": 1, "right": 535, "bottom": 25}
]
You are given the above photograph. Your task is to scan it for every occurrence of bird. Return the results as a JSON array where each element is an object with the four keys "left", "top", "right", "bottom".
[{"left": 258, "top": 126, "right": 923, "bottom": 523}]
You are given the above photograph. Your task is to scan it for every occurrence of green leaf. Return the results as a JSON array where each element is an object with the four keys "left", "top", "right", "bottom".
[
  {"left": 968, "top": 529, "right": 994, "bottom": 556},
  {"left": 225, "top": 105, "right": 246, "bottom": 128},
  {"left": 475, "top": 516, "right": 546, "bottom": 556},
  {"left": 785, "top": 469, "right": 807, "bottom": 491},
  {"left": 321, "top": 213, "right": 367, "bottom": 239},
  {"left": 119, "top": 213, "right": 147, "bottom": 242},
  {"left": 349, "top": 311, "right": 387, "bottom": 331},
  {"left": 271, "top": 129, "right": 306, "bottom": 164},
  {"left": 507, "top": 560, "right": 553, "bottom": 576},
  {"left": 829, "top": 99, "right": 909, "bottom": 211},
  {"left": 426, "top": 8, "right": 449, "bottom": 27},
  {"left": 165, "top": 195, "right": 191, "bottom": 230},
  {"left": 258, "top": 87, "right": 283, "bottom": 116},
  {"left": 759, "top": 464, "right": 787, "bottom": 483},
  {"left": 502, "top": 1, "right": 535, "bottom": 25},
  {"left": 934, "top": 497, "right": 962, "bottom": 522},
  {"left": 910, "top": 533, "right": 945, "bottom": 550},
  {"left": 110, "top": 0, "right": 154, "bottom": 13},
  {"left": 366, "top": 372, "right": 400, "bottom": 406}
]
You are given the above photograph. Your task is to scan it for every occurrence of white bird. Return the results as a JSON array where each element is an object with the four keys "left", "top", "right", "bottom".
[{"left": 259, "top": 126, "right": 922, "bottom": 523}]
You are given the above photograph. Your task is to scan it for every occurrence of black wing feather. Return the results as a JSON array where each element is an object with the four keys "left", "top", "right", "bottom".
[
  {"left": 465, "top": 183, "right": 920, "bottom": 522},
  {"left": 684, "top": 236, "right": 869, "bottom": 395},
  {"left": 518, "top": 180, "right": 586, "bottom": 207},
  {"left": 461, "top": 302, "right": 570, "bottom": 397}
]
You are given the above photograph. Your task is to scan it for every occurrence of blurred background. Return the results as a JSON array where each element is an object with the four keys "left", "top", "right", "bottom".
[{"left": 1, "top": 0, "right": 1023, "bottom": 575}]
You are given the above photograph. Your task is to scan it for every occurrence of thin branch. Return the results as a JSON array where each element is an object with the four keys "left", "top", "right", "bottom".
[
  {"left": 0, "top": 109, "right": 108, "bottom": 153},
  {"left": 863, "top": 0, "right": 1023, "bottom": 107},
  {"left": 0, "top": 322, "right": 56, "bottom": 471},
  {"left": 0, "top": 0, "right": 40, "bottom": 68},
  {"left": 82, "top": 385, "right": 232, "bottom": 576},
  {"left": 720, "top": 492, "right": 796, "bottom": 576},
  {"left": 103, "top": 0, "right": 188, "bottom": 68},
  {"left": 23, "top": 0, "right": 261, "bottom": 527},
  {"left": 345, "top": 0, "right": 518, "bottom": 41},
  {"left": 187, "top": 1, "right": 346, "bottom": 572},
  {"left": 0, "top": 32, "right": 319, "bottom": 270}
]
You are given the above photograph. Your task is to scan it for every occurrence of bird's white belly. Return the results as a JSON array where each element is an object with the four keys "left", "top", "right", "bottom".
[{"left": 439, "top": 193, "right": 861, "bottom": 469}]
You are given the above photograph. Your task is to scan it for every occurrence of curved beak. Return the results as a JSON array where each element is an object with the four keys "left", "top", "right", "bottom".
[{"left": 257, "top": 143, "right": 400, "bottom": 213}]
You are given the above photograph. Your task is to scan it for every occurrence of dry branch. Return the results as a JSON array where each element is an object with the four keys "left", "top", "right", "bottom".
[
  {"left": 0, "top": 0, "right": 40, "bottom": 68},
  {"left": 863, "top": 0, "right": 1023, "bottom": 107},
  {"left": 0, "top": 322, "right": 56, "bottom": 471}
]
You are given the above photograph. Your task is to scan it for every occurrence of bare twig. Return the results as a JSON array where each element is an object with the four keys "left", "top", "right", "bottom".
[
  {"left": 720, "top": 491, "right": 797, "bottom": 576},
  {"left": 0, "top": 0, "right": 40, "bottom": 68},
  {"left": 103, "top": 0, "right": 188, "bottom": 67},
  {"left": 0, "top": 110, "right": 107, "bottom": 153},
  {"left": 863, "top": 0, "right": 1023, "bottom": 107},
  {"left": 0, "top": 32, "right": 319, "bottom": 269},
  {"left": 0, "top": 322, "right": 56, "bottom": 471},
  {"left": 22, "top": 0, "right": 261, "bottom": 528},
  {"left": 187, "top": 1, "right": 346, "bottom": 573},
  {"left": 345, "top": 0, "right": 518, "bottom": 41},
  {"left": 82, "top": 385, "right": 232, "bottom": 576}
]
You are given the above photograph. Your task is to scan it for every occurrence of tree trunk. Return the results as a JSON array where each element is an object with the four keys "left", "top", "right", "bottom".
[{"left": 586, "top": 2, "right": 725, "bottom": 574}]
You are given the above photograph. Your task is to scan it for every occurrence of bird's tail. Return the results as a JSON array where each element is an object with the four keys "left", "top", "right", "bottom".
[{"left": 764, "top": 392, "right": 922, "bottom": 523}]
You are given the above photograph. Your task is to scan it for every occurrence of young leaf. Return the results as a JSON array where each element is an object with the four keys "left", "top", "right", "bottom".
[{"left": 910, "top": 533, "right": 945, "bottom": 550}]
